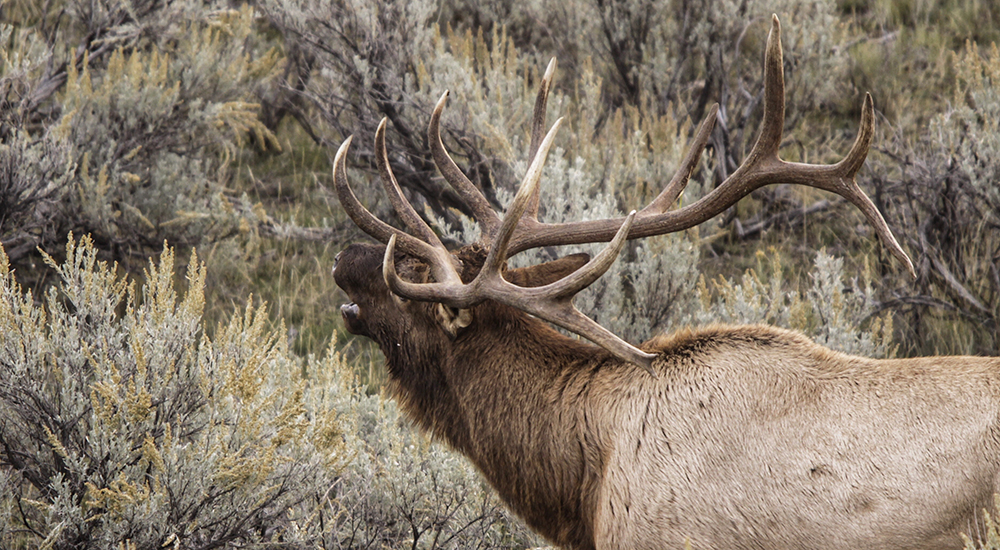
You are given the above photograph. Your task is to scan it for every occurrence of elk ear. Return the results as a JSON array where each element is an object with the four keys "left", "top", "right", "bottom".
[
  {"left": 505, "top": 253, "right": 591, "bottom": 288},
  {"left": 435, "top": 303, "right": 473, "bottom": 338}
]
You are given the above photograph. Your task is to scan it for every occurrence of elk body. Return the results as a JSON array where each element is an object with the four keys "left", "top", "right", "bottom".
[{"left": 331, "top": 17, "right": 1000, "bottom": 550}]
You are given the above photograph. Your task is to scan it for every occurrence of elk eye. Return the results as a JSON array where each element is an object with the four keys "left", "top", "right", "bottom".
[{"left": 332, "top": 251, "right": 342, "bottom": 276}]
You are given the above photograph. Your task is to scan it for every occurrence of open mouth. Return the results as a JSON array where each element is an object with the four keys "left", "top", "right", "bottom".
[{"left": 341, "top": 302, "right": 363, "bottom": 335}]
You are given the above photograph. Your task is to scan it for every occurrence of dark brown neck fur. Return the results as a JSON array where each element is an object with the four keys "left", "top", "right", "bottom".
[{"left": 382, "top": 301, "right": 607, "bottom": 549}]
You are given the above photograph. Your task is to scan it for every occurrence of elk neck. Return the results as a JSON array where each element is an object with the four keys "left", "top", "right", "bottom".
[{"left": 381, "top": 299, "right": 611, "bottom": 549}]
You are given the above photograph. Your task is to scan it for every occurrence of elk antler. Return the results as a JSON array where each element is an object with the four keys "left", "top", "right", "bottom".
[
  {"left": 501, "top": 16, "right": 914, "bottom": 278},
  {"left": 384, "top": 117, "right": 658, "bottom": 371},
  {"left": 333, "top": 14, "right": 914, "bottom": 374},
  {"left": 426, "top": 57, "right": 559, "bottom": 240}
]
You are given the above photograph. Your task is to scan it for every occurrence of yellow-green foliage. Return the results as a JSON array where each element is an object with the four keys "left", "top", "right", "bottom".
[
  {"left": 860, "top": 37, "right": 1000, "bottom": 355},
  {"left": 1, "top": 3, "right": 282, "bottom": 267},
  {"left": 0, "top": 235, "right": 330, "bottom": 546},
  {"left": 55, "top": 6, "right": 281, "bottom": 246},
  {"left": 693, "top": 249, "right": 895, "bottom": 358},
  {"left": 0, "top": 235, "right": 531, "bottom": 548}
]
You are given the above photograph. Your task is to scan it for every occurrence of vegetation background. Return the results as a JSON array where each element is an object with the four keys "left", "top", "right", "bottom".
[{"left": 0, "top": 0, "right": 998, "bottom": 547}]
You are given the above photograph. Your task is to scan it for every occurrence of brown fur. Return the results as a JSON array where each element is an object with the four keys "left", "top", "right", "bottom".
[{"left": 334, "top": 242, "right": 1000, "bottom": 550}]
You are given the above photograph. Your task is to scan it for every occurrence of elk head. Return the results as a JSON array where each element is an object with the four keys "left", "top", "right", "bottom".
[{"left": 332, "top": 15, "right": 913, "bottom": 376}]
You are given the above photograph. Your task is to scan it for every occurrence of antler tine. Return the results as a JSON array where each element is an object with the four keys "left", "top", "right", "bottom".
[
  {"left": 335, "top": 135, "right": 463, "bottom": 285},
  {"left": 490, "top": 211, "right": 657, "bottom": 374},
  {"left": 528, "top": 58, "right": 558, "bottom": 162},
  {"left": 538, "top": 210, "right": 638, "bottom": 299},
  {"left": 808, "top": 93, "right": 916, "bottom": 278},
  {"left": 383, "top": 234, "right": 474, "bottom": 305},
  {"left": 641, "top": 103, "right": 719, "bottom": 215},
  {"left": 751, "top": 13, "right": 787, "bottom": 162},
  {"left": 525, "top": 57, "right": 557, "bottom": 220},
  {"left": 334, "top": 136, "right": 410, "bottom": 247},
  {"left": 481, "top": 117, "right": 564, "bottom": 278},
  {"left": 375, "top": 118, "right": 446, "bottom": 248},
  {"left": 428, "top": 91, "right": 503, "bottom": 238}
]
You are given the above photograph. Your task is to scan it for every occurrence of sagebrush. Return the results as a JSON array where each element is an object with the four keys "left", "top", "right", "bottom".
[{"left": 0, "top": 235, "right": 531, "bottom": 549}]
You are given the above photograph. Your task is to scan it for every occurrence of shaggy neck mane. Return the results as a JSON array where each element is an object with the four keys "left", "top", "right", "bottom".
[{"left": 381, "top": 300, "right": 608, "bottom": 549}]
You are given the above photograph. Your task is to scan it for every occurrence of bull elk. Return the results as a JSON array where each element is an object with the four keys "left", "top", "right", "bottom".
[{"left": 331, "top": 16, "right": 1000, "bottom": 550}]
